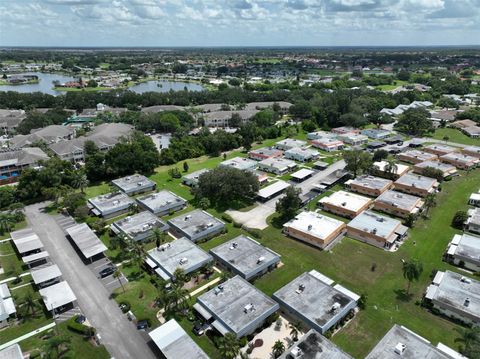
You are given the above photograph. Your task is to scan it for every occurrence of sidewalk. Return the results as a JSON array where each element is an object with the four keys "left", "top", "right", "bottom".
[{"left": 0, "top": 322, "right": 55, "bottom": 350}]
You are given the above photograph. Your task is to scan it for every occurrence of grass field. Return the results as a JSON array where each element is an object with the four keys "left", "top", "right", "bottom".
[
  {"left": 432, "top": 128, "right": 480, "bottom": 146},
  {"left": 80, "top": 133, "right": 480, "bottom": 358},
  {"left": 375, "top": 80, "right": 409, "bottom": 91}
]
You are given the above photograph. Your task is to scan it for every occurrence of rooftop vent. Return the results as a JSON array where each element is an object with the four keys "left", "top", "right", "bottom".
[
  {"left": 137, "top": 181, "right": 143, "bottom": 186},
  {"left": 394, "top": 342, "right": 406, "bottom": 355},
  {"left": 307, "top": 224, "right": 313, "bottom": 231},
  {"left": 257, "top": 256, "right": 265, "bottom": 264},
  {"left": 244, "top": 303, "right": 255, "bottom": 313},
  {"left": 464, "top": 298, "right": 471, "bottom": 307},
  {"left": 341, "top": 202, "right": 347, "bottom": 207},
  {"left": 112, "top": 200, "right": 120, "bottom": 205},
  {"left": 296, "top": 284, "right": 305, "bottom": 294},
  {"left": 461, "top": 276, "right": 472, "bottom": 284},
  {"left": 179, "top": 257, "right": 188, "bottom": 265},
  {"left": 376, "top": 217, "right": 384, "bottom": 223},
  {"left": 184, "top": 215, "right": 192, "bottom": 221},
  {"left": 207, "top": 222, "right": 214, "bottom": 228},
  {"left": 214, "top": 285, "right": 224, "bottom": 295},
  {"left": 330, "top": 302, "right": 341, "bottom": 313},
  {"left": 372, "top": 228, "right": 378, "bottom": 234},
  {"left": 229, "top": 242, "right": 238, "bottom": 250}
]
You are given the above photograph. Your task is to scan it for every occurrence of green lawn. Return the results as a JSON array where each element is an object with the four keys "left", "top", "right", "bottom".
[
  {"left": 252, "top": 170, "right": 480, "bottom": 357},
  {"left": 17, "top": 321, "right": 110, "bottom": 358},
  {"left": 431, "top": 128, "right": 480, "bottom": 146},
  {"left": 375, "top": 80, "right": 409, "bottom": 91}
]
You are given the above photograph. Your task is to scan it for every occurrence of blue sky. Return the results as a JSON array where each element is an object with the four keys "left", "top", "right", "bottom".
[{"left": 1, "top": 0, "right": 479, "bottom": 47}]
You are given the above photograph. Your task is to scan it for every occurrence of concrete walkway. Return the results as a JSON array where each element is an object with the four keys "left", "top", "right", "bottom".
[
  {"left": 0, "top": 272, "right": 31, "bottom": 285},
  {"left": 0, "top": 322, "right": 55, "bottom": 350}
]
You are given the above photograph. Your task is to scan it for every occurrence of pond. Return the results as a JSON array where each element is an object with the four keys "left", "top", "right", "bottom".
[
  {"left": 0, "top": 72, "right": 77, "bottom": 95},
  {"left": 129, "top": 80, "right": 205, "bottom": 94},
  {"left": 0, "top": 73, "right": 206, "bottom": 95}
]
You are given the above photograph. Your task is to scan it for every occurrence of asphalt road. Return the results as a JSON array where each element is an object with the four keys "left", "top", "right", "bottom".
[
  {"left": 25, "top": 203, "right": 157, "bottom": 359},
  {"left": 227, "top": 159, "right": 346, "bottom": 229}
]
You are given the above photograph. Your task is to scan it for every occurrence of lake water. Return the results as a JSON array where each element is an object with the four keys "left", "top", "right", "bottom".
[
  {"left": 0, "top": 72, "right": 77, "bottom": 95},
  {"left": 129, "top": 80, "right": 205, "bottom": 94},
  {"left": 0, "top": 73, "right": 205, "bottom": 95}
]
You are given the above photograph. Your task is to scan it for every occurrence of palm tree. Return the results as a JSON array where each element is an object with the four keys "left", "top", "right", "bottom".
[
  {"left": 402, "top": 259, "right": 423, "bottom": 294},
  {"left": 455, "top": 327, "right": 480, "bottom": 357},
  {"left": 113, "top": 269, "right": 125, "bottom": 293},
  {"left": 173, "top": 268, "right": 187, "bottom": 286},
  {"left": 43, "top": 336, "right": 71, "bottom": 359},
  {"left": 218, "top": 333, "right": 241, "bottom": 359},
  {"left": 165, "top": 284, "right": 190, "bottom": 313},
  {"left": 0, "top": 214, "right": 15, "bottom": 235},
  {"left": 128, "top": 239, "right": 146, "bottom": 267},
  {"left": 423, "top": 193, "right": 437, "bottom": 218},
  {"left": 22, "top": 292, "right": 39, "bottom": 317},
  {"left": 384, "top": 158, "right": 398, "bottom": 178},
  {"left": 71, "top": 171, "right": 89, "bottom": 193},
  {"left": 272, "top": 340, "right": 286, "bottom": 358},
  {"left": 153, "top": 228, "right": 164, "bottom": 249},
  {"left": 289, "top": 321, "right": 301, "bottom": 342}
]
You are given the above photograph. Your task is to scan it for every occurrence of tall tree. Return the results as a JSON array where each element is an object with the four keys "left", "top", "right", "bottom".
[
  {"left": 218, "top": 333, "right": 241, "bottom": 359},
  {"left": 344, "top": 149, "right": 372, "bottom": 178},
  {"left": 455, "top": 327, "right": 480, "bottom": 358},
  {"left": 276, "top": 187, "right": 302, "bottom": 221},
  {"left": 423, "top": 193, "right": 437, "bottom": 218},
  {"left": 402, "top": 259, "right": 423, "bottom": 294},
  {"left": 272, "top": 340, "right": 286, "bottom": 358}
]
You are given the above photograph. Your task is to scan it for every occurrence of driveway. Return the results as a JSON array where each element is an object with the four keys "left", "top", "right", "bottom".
[
  {"left": 227, "top": 160, "right": 346, "bottom": 229},
  {"left": 25, "top": 203, "right": 157, "bottom": 359}
]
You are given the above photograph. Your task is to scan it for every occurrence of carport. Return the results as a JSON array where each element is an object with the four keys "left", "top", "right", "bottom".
[
  {"left": 31, "top": 264, "right": 62, "bottom": 288},
  {"left": 66, "top": 223, "right": 108, "bottom": 262},
  {"left": 11, "top": 228, "right": 43, "bottom": 256},
  {"left": 39, "top": 281, "right": 77, "bottom": 313}
]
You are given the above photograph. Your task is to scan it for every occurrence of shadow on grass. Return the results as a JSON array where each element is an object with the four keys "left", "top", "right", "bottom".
[
  {"left": 271, "top": 215, "right": 287, "bottom": 230},
  {"left": 394, "top": 289, "right": 414, "bottom": 302}
]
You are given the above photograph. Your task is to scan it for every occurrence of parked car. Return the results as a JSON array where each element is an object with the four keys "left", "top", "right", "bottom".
[
  {"left": 137, "top": 320, "right": 149, "bottom": 331},
  {"left": 99, "top": 266, "right": 115, "bottom": 278},
  {"left": 75, "top": 315, "right": 86, "bottom": 324},
  {"left": 193, "top": 322, "right": 205, "bottom": 336}
]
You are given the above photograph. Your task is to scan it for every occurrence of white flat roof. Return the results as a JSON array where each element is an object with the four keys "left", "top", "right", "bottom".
[
  {"left": 11, "top": 228, "right": 43, "bottom": 254},
  {"left": 22, "top": 251, "right": 49, "bottom": 264},
  {"left": 66, "top": 223, "right": 107, "bottom": 259},
  {"left": 30, "top": 265, "right": 62, "bottom": 285},
  {"left": 284, "top": 211, "right": 345, "bottom": 240},
  {"left": 291, "top": 168, "right": 314, "bottom": 179},
  {"left": 149, "top": 319, "right": 209, "bottom": 359},
  {"left": 319, "top": 190, "right": 372, "bottom": 212},
  {"left": 0, "top": 344, "right": 23, "bottom": 359},
  {"left": 39, "top": 281, "right": 77, "bottom": 310},
  {"left": 258, "top": 180, "right": 290, "bottom": 199}
]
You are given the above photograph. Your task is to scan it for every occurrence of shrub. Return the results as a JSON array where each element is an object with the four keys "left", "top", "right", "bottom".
[
  {"left": 233, "top": 221, "right": 242, "bottom": 228},
  {"left": 67, "top": 315, "right": 96, "bottom": 336},
  {"left": 239, "top": 337, "right": 248, "bottom": 347},
  {"left": 244, "top": 227, "right": 263, "bottom": 239},
  {"left": 119, "top": 301, "right": 131, "bottom": 313},
  {"left": 221, "top": 213, "right": 233, "bottom": 223}
]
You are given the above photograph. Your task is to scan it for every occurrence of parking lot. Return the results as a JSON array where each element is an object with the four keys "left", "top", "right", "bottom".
[{"left": 54, "top": 213, "right": 128, "bottom": 293}]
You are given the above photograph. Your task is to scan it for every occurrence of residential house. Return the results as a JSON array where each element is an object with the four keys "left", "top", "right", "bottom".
[
  {"left": 182, "top": 169, "right": 210, "bottom": 187},
  {"left": 210, "top": 235, "right": 281, "bottom": 281},
  {"left": 146, "top": 238, "right": 213, "bottom": 281},
  {"left": 446, "top": 233, "right": 480, "bottom": 271},
  {"left": 374, "top": 190, "right": 424, "bottom": 219},
  {"left": 311, "top": 137, "right": 345, "bottom": 152},
  {"left": 413, "top": 160, "right": 457, "bottom": 178},
  {"left": 248, "top": 147, "right": 283, "bottom": 161},
  {"left": 111, "top": 211, "right": 169, "bottom": 242},
  {"left": 88, "top": 192, "right": 136, "bottom": 219},
  {"left": 194, "top": 276, "right": 279, "bottom": 338},
  {"left": 393, "top": 173, "right": 439, "bottom": 197},
  {"left": 258, "top": 157, "right": 297, "bottom": 175},
  {"left": 462, "top": 146, "right": 480, "bottom": 158},
  {"left": 440, "top": 153, "right": 479, "bottom": 170},
  {"left": 167, "top": 209, "right": 225, "bottom": 242},
  {"left": 273, "top": 270, "right": 358, "bottom": 334},
  {"left": 283, "top": 211, "right": 346, "bottom": 249},
  {"left": 347, "top": 210, "right": 408, "bottom": 249},
  {"left": 425, "top": 270, "right": 480, "bottom": 326},
  {"left": 111, "top": 174, "right": 156, "bottom": 196},
  {"left": 467, "top": 208, "right": 480, "bottom": 234},
  {"left": 423, "top": 144, "right": 457, "bottom": 156},
  {"left": 136, "top": 190, "right": 187, "bottom": 216},
  {"left": 345, "top": 175, "right": 393, "bottom": 197},
  {"left": 397, "top": 150, "right": 438, "bottom": 164},
  {"left": 275, "top": 138, "right": 307, "bottom": 151},
  {"left": 318, "top": 191, "right": 373, "bottom": 219},
  {"left": 0, "top": 147, "right": 49, "bottom": 185},
  {"left": 284, "top": 147, "right": 319, "bottom": 162}
]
